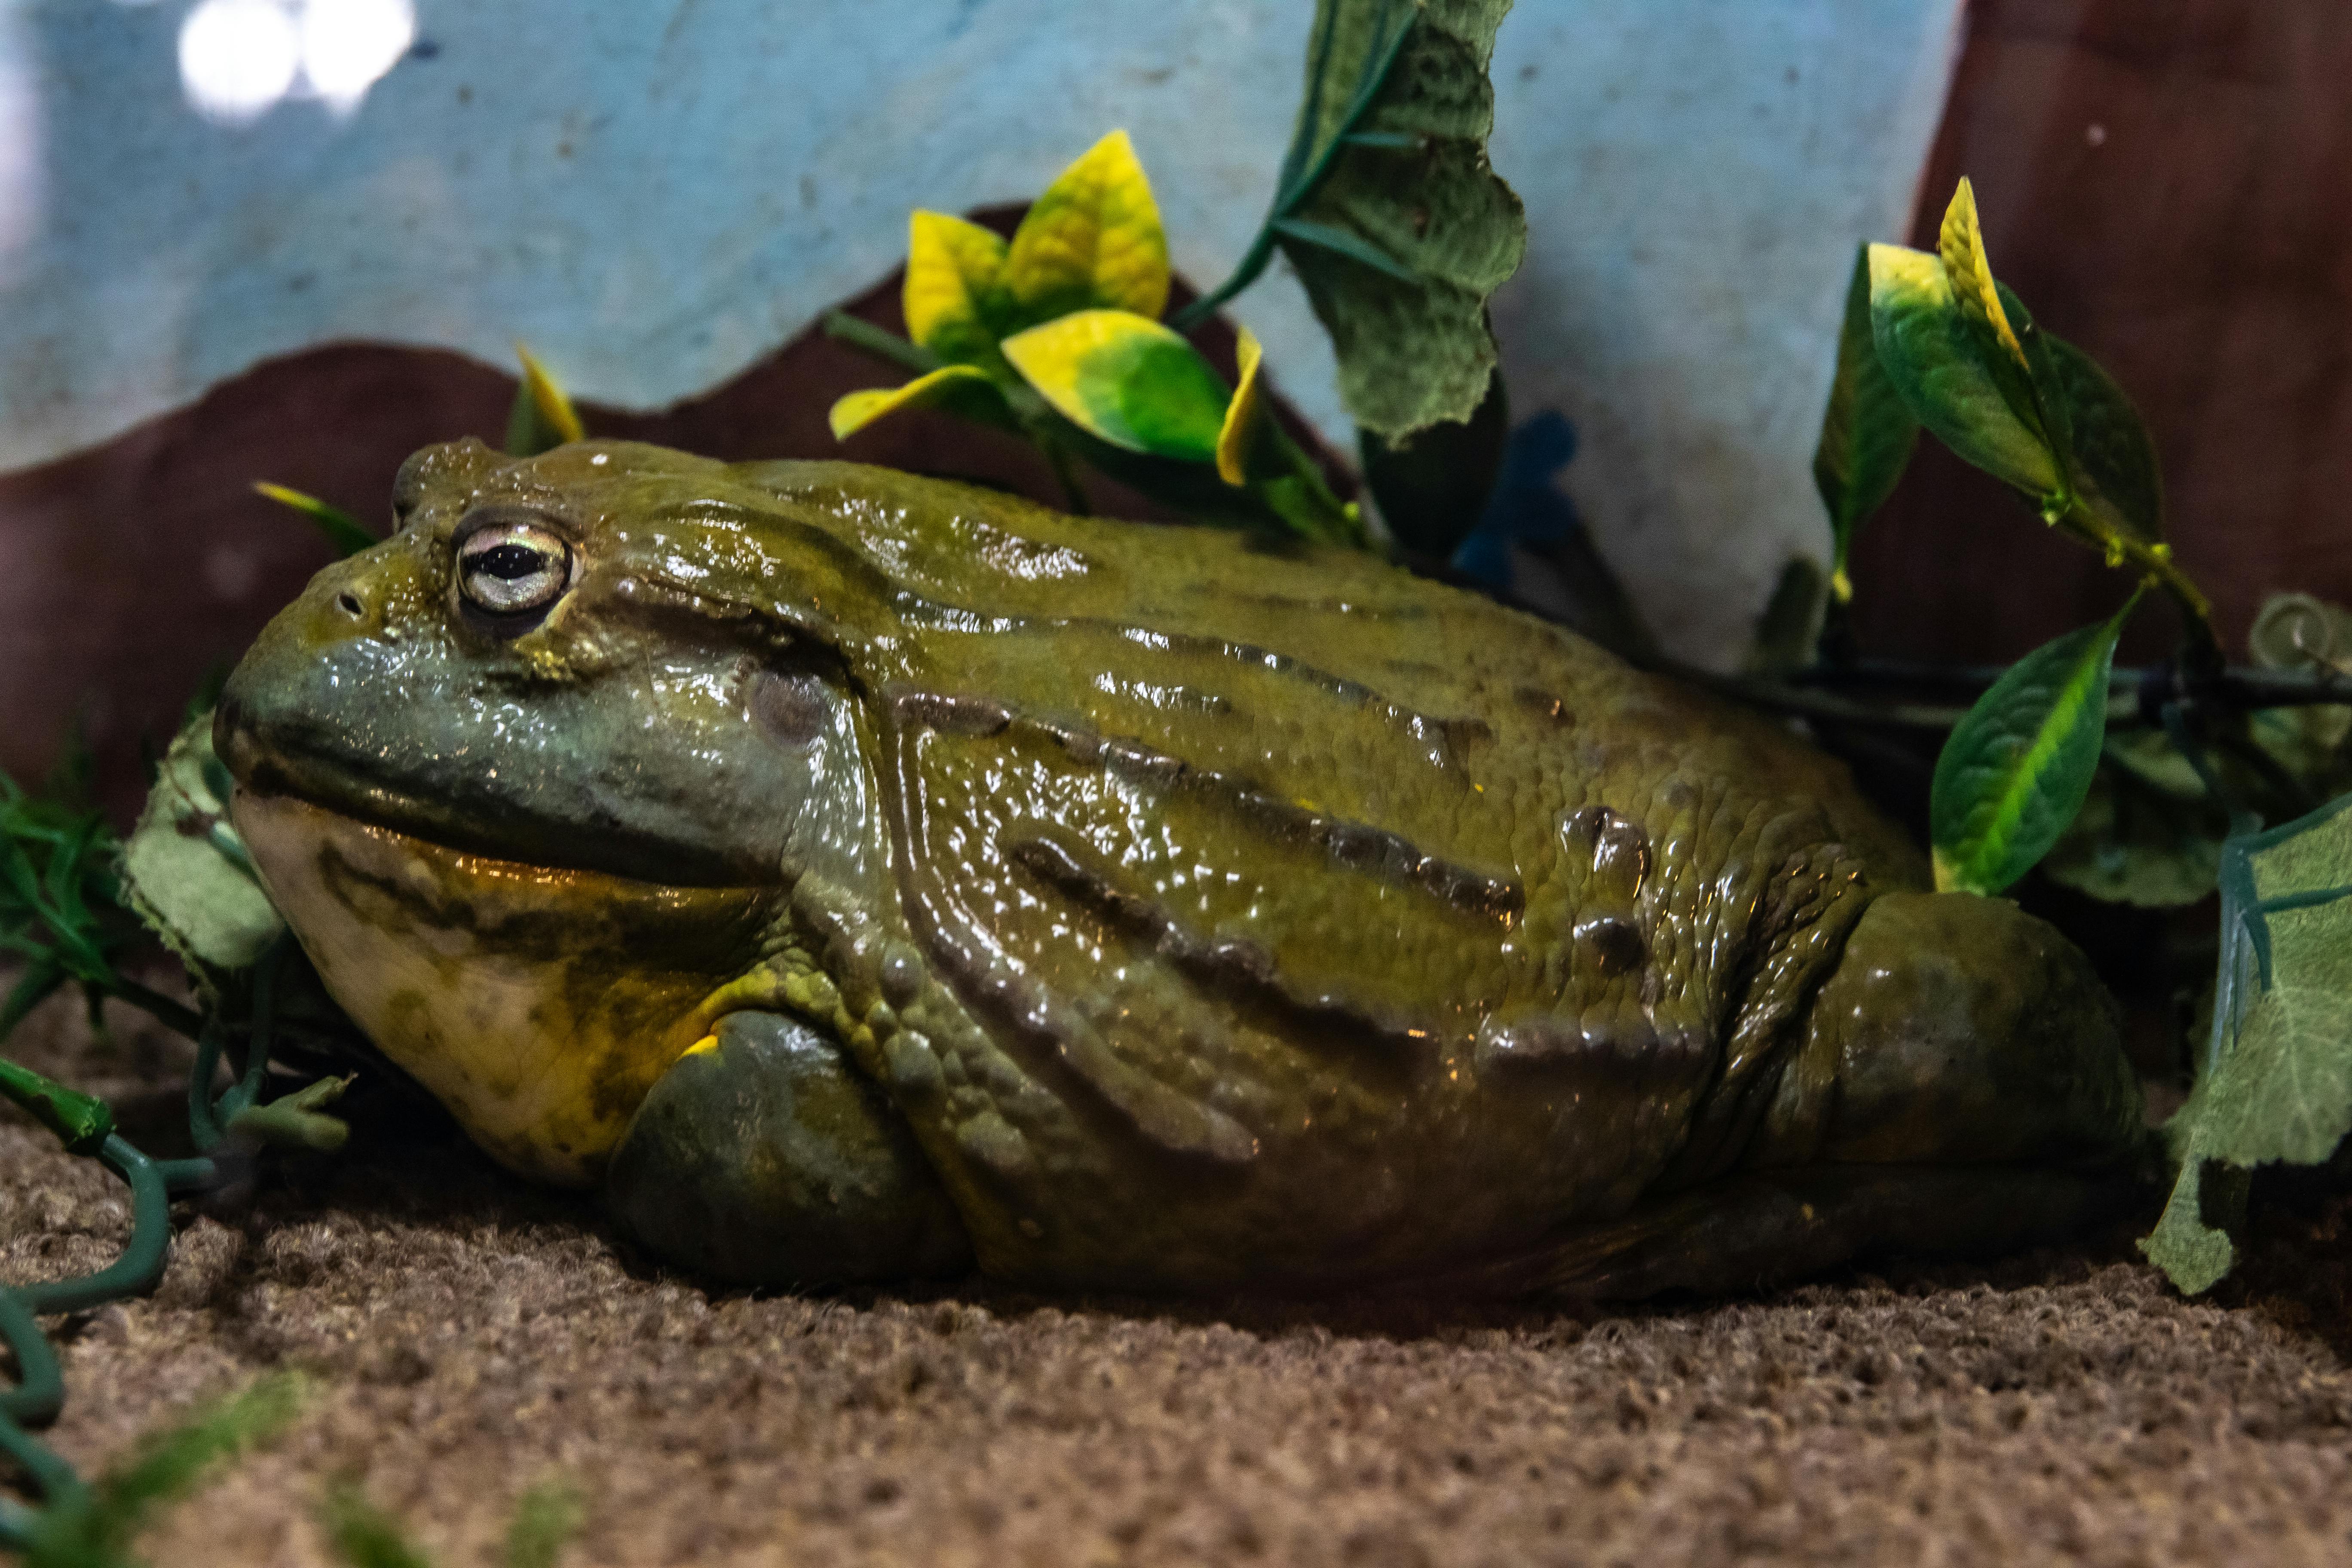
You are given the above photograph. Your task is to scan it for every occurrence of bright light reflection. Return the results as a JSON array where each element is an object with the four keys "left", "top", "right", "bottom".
[
  {"left": 300, "top": 0, "right": 416, "bottom": 111},
  {"left": 179, "top": 0, "right": 416, "bottom": 125},
  {"left": 178, "top": 0, "right": 300, "bottom": 123}
]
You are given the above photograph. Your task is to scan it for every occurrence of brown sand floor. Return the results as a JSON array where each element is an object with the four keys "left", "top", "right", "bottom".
[{"left": 5, "top": 989, "right": 2352, "bottom": 1568}]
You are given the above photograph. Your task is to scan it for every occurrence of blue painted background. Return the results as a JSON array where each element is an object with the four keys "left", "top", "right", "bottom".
[{"left": 0, "top": 0, "right": 1960, "bottom": 660}]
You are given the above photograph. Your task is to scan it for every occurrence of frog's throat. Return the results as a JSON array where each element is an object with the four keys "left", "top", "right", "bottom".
[{"left": 230, "top": 790, "right": 772, "bottom": 1186}]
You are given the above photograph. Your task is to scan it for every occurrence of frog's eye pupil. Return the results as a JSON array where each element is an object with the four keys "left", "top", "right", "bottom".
[{"left": 478, "top": 543, "right": 544, "bottom": 580}]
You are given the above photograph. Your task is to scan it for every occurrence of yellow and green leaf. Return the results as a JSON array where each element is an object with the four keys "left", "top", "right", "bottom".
[
  {"left": 1868, "top": 242, "right": 2065, "bottom": 499},
  {"left": 828, "top": 364, "right": 1011, "bottom": 440},
  {"left": 1929, "top": 592, "right": 2139, "bottom": 895},
  {"left": 1003, "top": 130, "right": 1170, "bottom": 329},
  {"left": 904, "top": 210, "right": 1012, "bottom": 366},
  {"left": 507, "top": 344, "right": 586, "bottom": 456},
  {"left": 1001, "top": 309, "right": 1229, "bottom": 462},
  {"left": 1216, "top": 326, "right": 1267, "bottom": 485},
  {"left": 253, "top": 482, "right": 374, "bottom": 557},
  {"left": 1936, "top": 177, "right": 2028, "bottom": 374}
]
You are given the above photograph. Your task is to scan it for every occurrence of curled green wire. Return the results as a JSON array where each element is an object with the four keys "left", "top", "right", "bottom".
[{"left": 0, "top": 936, "right": 298, "bottom": 1540}]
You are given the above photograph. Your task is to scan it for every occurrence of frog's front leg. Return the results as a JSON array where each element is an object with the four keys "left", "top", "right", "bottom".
[{"left": 606, "top": 1010, "right": 973, "bottom": 1287}]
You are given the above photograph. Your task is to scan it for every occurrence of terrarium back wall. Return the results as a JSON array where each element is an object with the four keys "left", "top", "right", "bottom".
[{"left": 2, "top": 0, "right": 2341, "bottom": 806}]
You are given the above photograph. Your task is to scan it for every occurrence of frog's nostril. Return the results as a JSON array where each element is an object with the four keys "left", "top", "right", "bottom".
[{"left": 336, "top": 591, "right": 364, "bottom": 619}]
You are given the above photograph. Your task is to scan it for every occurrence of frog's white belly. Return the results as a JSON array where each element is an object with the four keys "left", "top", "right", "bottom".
[{"left": 231, "top": 791, "right": 768, "bottom": 1184}]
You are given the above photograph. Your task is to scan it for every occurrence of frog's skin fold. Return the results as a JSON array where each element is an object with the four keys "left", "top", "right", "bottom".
[{"left": 215, "top": 438, "right": 2147, "bottom": 1297}]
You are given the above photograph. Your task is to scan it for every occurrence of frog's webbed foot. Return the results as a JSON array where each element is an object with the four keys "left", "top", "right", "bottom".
[{"left": 607, "top": 1010, "right": 972, "bottom": 1287}]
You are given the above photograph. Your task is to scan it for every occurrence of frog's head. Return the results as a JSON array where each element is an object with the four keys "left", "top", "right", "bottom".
[{"left": 216, "top": 439, "right": 890, "bottom": 1181}]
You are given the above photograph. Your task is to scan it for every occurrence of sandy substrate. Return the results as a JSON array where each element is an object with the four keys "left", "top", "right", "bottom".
[{"left": 3, "top": 986, "right": 2350, "bottom": 1568}]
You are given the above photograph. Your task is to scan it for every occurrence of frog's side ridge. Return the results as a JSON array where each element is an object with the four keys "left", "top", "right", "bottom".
[{"left": 217, "top": 438, "right": 2147, "bottom": 1297}]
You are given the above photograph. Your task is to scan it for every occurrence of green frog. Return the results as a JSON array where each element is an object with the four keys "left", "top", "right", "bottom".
[{"left": 215, "top": 438, "right": 2146, "bottom": 1297}]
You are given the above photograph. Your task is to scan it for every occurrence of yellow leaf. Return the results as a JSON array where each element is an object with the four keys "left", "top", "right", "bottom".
[
  {"left": 513, "top": 343, "right": 585, "bottom": 447},
  {"left": 1003, "top": 130, "right": 1169, "bottom": 328},
  {"left": 1215, "top": 326, "right": 1265, "bottom": 486},
  {"left": 827, "top": 364, "right": 1006, "bottom": 440},
  {"left": 1936, "top": 178, "right": 2028, "bottom": 374},
  {"left": 903, "top": 210, "right": 1009, "bottom": 364}
]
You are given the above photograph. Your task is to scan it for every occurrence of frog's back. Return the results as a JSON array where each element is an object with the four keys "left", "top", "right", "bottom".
[{"left": 623, "top": 453, "right": 1929, "bottom": 1289}]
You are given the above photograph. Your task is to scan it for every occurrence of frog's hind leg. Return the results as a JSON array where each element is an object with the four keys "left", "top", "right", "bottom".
[
  {"left": 1415, "top": 890, "right": 2153, "bottom": 1301},
  {"left": 606, "top": 1010, "right": 972, "bottom": 1287}
]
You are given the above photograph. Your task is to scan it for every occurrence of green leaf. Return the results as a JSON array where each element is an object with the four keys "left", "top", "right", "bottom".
[
  {"left": 28, "top": 1375, "right": 309, "bottom": 1565},
  {"left": 322, "top": 1485, "right": 436, "bottom": 1568},
  {"left": 2144, "top": 791, "right": 2352, "bottom": 1291},
  {"left": 1930, "top": 594, "right": 2139, "bottom": 894},
  {"left": 2044, "top": 333, "right": 2163, "bottom": 544},
  {"left": 502, "top": 1481, "right": 584, "bottom": 1568},
  {"left": 2048, "top": 595, "right": 2352, "bottom": 912},
  {"left": 254, "top": 483, "right": 375, "bottom": 557},
  {"left": 121, "top": 707, "right": 285, "bottom": 982},
  {"left": 1868, "top": 243, "right": 2065, "bottom": 500},
  {"left": 1001, "top": 309, "right": 1230, "bottom": 462},
  {"left": 1743, "top": 557, "right": 1830, "bottom": 679},
  {"left": 506, "top": 345, "right": 585, "bottom": 457},
  {"left": 827, "top": 364, "right": 1013, "bottom": 441},
  {"left": 1812, "top": 245, "right": 1919, "bottom": 600},
  {"left": 1002, "top": 131, "right": 1170, "bottom": 329},
  {"left": 1273, "top": 0, "right": 1525, "bottom": 440},
  {"left": 2141, "top": 1153, "right": 2246, "bottom": 1296},
  {"left": 2043, "top": 730, "right": 2230, "bottom": 908},
  {"left": 903, "top": 210, "right": 1012, "bottom": 367}
]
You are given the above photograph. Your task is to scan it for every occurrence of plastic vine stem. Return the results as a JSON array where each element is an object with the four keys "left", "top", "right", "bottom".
[{"left": 0, "top": 1057, "right": 113, "bottom": 1155}]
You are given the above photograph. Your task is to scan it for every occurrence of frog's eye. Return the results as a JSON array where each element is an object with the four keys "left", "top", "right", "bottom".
[{"left": 456, "top": 516, "right": 572, "bottom": 625}]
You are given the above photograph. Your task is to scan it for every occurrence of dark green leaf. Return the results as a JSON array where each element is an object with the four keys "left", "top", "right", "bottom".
[
  {"left": 2043, "top": 332, "right": 2162, "bottom": 544},
  {"left": 1812, "top": 246, "right": 1919, "bottom": 599},
  {"left": 1273, "top": 0, "right": 1524, "bottom": 439},
  {"left": 1357, "top": 366, "right": 1507, "bottom": 558},
  {"left": 1930, "top": 595, "right": 2138, "bottom": 894}
]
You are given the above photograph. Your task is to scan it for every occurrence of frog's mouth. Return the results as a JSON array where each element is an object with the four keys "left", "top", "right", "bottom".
[
  {"left": 228, "top": 788, "right": 773, "bottom": 1186},
  {"left": 212, "top": 695, "right": 779, "bottom": 890}
]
